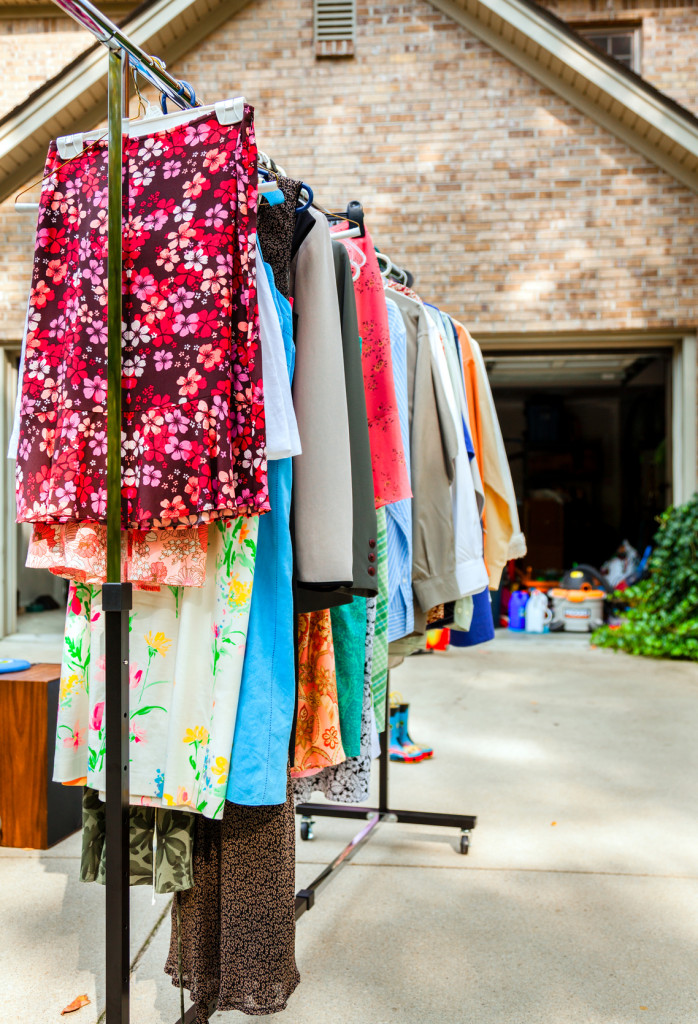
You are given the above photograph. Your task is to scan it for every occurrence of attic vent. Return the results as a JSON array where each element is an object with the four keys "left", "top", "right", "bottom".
[{"left": 314, "top": 0, "right": 356, "bottom": 57}]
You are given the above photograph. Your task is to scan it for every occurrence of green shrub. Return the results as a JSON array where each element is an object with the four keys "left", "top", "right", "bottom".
[{"left": 592, "top": 494, "right": 698, "bottom": 660}]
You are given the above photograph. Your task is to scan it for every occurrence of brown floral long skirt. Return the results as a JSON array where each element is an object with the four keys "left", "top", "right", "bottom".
[{"left": 164, "top": 774, "right": 300, "bottom": 1019}]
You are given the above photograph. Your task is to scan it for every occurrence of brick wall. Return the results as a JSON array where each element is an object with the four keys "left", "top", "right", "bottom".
[
  {"left": 0, "top": 16, "right": 88, "bottom": 119},
  {"left": 0, "top": 0, "right": 697, "bottom": 343},
  {"left": 539, "top": 0, "right": 698, "bottom": 114}
]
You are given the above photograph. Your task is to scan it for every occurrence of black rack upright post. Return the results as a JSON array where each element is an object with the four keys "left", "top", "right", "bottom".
[{"left": 103, "top": 45, "right": 132, "bottom": 1024}]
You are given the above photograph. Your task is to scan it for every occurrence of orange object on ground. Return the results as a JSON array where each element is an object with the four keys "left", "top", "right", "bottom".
[{"left": 426, "top": 628, "right": 450, "bottom": 651}]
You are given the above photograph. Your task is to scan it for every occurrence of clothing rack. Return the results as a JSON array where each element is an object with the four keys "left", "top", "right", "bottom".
[{"left": 40, "top": 5, "right": 477, "bottom": 1021}]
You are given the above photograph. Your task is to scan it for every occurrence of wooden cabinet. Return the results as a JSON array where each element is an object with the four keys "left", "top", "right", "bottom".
[{"left": 0, "top": 664, "right": 82, "bottom": 848}]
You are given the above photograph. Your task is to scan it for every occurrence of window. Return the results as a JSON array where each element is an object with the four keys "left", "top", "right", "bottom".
[
  {"left": 314, "top": 0, "right": 356, "bottom": 57},
  {"left": 579, "top": 25, "right": 641, "bottom": 72}
]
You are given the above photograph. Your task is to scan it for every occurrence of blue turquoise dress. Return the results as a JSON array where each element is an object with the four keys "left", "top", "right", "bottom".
[{"left": 226, "top": 260, "right": 295, "bottom": 806}]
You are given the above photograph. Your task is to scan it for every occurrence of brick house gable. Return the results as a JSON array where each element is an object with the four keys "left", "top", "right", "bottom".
[{"left": 0, "top": 0, "right": 696, "bottom": 339}]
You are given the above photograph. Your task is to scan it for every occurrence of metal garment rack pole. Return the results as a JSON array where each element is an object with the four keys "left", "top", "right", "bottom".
[
  {"left": 51, "top": 0, "right": 198, "bottom": 107},
  {"left": 47, "top": 3, "right": 201, "bottom": 1022},
  {"left": 295, "top": 680, "right": 477, "bottom": 920},
  {"left": 102, "top": 48, "right": 131, "bottom": 1024}
]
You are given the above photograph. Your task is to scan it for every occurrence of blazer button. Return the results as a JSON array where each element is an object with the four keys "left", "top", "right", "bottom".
[
  {"left": 368, "top": 553, "right": 376, "bottom": 562},
  {"left": 368, "top": 566, "right": 376, "bottom": 576},
  {"left": 369, "top": 539, "right": 376, "bottom": 548}
]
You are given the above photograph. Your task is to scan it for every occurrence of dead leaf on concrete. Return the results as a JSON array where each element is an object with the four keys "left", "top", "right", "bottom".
[{"left": 61, "top": 994, "right": 91, "bottom": 1015}]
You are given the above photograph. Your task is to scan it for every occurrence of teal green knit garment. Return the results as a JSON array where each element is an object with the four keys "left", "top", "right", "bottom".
[
  {"left": 330, "top": 596, "right": 367, "bottom": 758},
  {"left": 371, "top": 507, "right": 389, "bottom": 731}
]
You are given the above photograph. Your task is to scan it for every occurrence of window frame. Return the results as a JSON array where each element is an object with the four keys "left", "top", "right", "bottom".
[{"left": 576, "top": 22, "right": 642, "bottom": 74}]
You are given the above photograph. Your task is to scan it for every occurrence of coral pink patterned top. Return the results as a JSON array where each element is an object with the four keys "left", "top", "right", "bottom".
[
  {"left": 16, "top": 107, "right": 268, "bottom": 530},
  {"left": 339, "top": 228, "right": 411, "bottom": 509}
]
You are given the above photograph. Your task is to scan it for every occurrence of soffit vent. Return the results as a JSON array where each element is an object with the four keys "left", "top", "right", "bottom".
[{"left": 314, "top": 0, "right": 356, "bottom": 57}]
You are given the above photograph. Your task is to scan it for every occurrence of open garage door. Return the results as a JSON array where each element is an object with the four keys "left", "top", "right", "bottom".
[{"left": 482, "top": 341, "right": 692, "bottom": 577}]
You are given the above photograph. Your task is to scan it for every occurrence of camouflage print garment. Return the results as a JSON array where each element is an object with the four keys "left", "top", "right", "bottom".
[{"left": 80, "top": 787, "right": 195, "bottom": 893}]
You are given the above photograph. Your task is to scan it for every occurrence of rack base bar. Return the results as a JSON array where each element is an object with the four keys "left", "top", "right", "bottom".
[
  {"left": 295, "top": 803, "right": 477, "bottom": 831},
  {"left": 295, "top": 811, "right": 383, "bottom": 921}
]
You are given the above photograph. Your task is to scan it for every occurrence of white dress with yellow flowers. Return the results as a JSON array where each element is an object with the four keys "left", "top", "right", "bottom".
[{"left": 53, "top": 517, "right": 258, "bottom": 821}]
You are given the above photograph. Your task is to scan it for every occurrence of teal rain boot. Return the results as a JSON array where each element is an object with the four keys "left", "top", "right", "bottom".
[
  {"left": 389, "top": 703, "right": 426, "bottom": 763},
  {"left": 396, "top": 703, "right": 434, "bottom": 762}
]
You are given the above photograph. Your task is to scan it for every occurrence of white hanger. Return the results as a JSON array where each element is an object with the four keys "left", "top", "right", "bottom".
[
  {"left": 341, "top": 237, "right": 367, "bottom": 283},
  {"left": 258, "top": 149, "right": 287, "bottom": 178},
  {"left": 331, "top": 225, "right": 361, "bottom": 240},
  {"left": 376, "top": 251, "right": 393, "bottom": 278},
  {"left": 56, "top": 95, "right": 246, "bottom": 159}
]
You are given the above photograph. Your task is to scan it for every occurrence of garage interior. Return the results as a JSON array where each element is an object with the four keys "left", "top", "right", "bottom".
[{"left": 487, "top": 348, "right": 672, "bottom": 577}]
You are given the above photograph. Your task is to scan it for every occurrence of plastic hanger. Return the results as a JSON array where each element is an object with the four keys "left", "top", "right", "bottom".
[
  {"left": 56, "top": 94, "right": 247, "bottom": 158},
  {"left": 376, "top": 251, "right": 393, "bottom": 278},
  {"left": 296, "top": 184, "right": 314, "bottom": 213},
  {"left": 331, "top": 224, "right": 362, "bottom": 240},
  {"left": 342, "top": 237, "right": 367, "bottom": 282}
]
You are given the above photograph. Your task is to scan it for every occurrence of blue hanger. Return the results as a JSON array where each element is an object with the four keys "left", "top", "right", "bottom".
[
  {"left": 296, "top": 184, "right": 313, "bottom": 212},
  {"left": 160, "top": 78, "right": 198, "bottom": 115}
]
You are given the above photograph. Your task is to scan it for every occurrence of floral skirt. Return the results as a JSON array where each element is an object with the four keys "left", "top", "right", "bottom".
[
  {"left": 53, "top": 517, "right": 258, "bottom": 820},
  {"left": 16, "top": 107, "right": 267, "bottom": 529}
]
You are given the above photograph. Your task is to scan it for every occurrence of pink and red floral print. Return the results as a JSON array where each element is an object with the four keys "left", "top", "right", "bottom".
[{"left": 16, "top": 107, "right": 268, "bottom": 530}]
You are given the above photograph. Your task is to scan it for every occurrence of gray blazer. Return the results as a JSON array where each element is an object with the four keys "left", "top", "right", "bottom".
[
  {"left": 389, "top": 288, "right": 461, "bottom": 615},
  {"left": 289, "top": 208, "right": 354, "bottom": 591}
]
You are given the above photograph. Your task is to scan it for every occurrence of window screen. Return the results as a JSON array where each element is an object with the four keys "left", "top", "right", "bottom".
[{"left": 580, "top": 27, "right": 640, "bottom": 72}]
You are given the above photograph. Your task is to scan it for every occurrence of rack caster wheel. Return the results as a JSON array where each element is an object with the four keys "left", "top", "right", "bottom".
[
  {"left": 300, "top": 817, "right": 315, "bottom": 842},
  {"left": 459, "top": 831, "right": 470, "bottom": 855}
]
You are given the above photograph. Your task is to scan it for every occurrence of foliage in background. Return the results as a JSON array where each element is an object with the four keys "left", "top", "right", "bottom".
[{"left": 592, "top": 494, "right": 698, "bottom": 660}]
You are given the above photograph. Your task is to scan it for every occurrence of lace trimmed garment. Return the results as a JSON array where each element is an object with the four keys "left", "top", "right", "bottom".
[
  {"left": 53, "top": 518, "right": 258, "bottom": 820},
  {"left": 16, "top": 108, "right": 267, "bottom": 529}
]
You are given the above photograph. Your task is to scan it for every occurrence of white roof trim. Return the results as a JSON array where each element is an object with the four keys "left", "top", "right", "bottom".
[
  {"left": 1, "top": 0, "right": 188, "bottom": 154},
  {"left": 428, "top": 0, "right": 698, "bottom": 191}
]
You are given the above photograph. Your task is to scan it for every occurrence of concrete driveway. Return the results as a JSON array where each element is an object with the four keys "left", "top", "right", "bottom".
[{"left": 3, "top": 634, "right": 698, "bottom": 1023}]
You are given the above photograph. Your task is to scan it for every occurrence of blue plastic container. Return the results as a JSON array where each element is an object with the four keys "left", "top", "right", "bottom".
[{"left": 508, "top": 591, "right": 529, "bottom": 632}]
